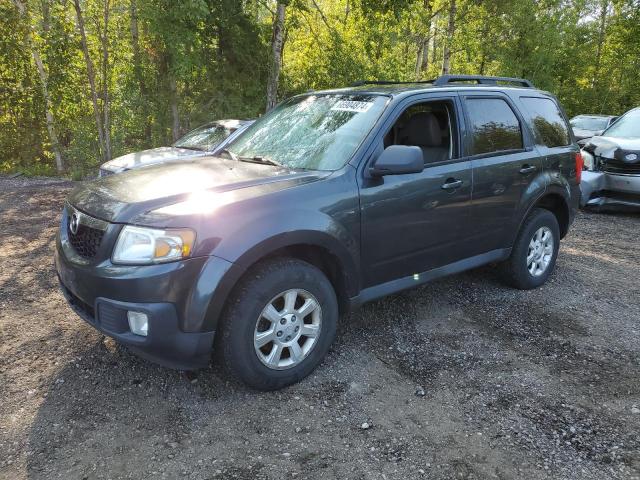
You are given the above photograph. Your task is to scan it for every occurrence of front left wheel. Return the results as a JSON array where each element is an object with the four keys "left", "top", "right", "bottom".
[{"left": 217, "top": 257, "right": 338, "bottom": 391}]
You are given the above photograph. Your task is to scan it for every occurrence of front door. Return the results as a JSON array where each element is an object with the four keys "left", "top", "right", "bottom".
[{"left": 358, "top": 95, "right": 473, "bottom": 288}]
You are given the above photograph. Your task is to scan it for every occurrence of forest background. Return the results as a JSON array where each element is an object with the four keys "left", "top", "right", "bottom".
[{"left": 2, "top": 0, "right": 638, "bottom": 177}]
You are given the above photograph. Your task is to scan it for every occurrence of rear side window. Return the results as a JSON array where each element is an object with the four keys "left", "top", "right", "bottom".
[
  {"left": 520, "top": 97, "right": 570, "bottom": 147},
  {"left": 465, "top": 98, "right": 523, "bottom": 155}
]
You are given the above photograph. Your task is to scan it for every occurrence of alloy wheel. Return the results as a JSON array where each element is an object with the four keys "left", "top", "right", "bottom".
[
  {"left": 253, "top": 289, "right": 322, "bottom": 370},
  {"left": 527, "top": 226, "right": 554, "bottom": 277}
]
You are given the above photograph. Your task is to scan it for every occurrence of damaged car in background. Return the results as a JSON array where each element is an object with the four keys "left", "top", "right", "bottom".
[
  {"left": 570, "top": 114, "right": 617, "bottom": 146},
  {"left": 99, "top": 119, "right": 253, "bottom": 177},
  {"left": 580, "top": 107, "right": 640, "bottom": 211}
]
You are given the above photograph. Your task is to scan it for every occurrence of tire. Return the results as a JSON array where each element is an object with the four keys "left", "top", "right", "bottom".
[
  {"left": 216, "top": 257, "right": 338, "bottom": 391},
  {"left": 501, "top": 208, "right": 560, "bottom": 290}
]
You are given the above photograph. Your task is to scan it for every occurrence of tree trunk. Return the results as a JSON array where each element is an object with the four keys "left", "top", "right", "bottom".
[
  {"left": 442, "top": 0, "right": 456, "bottom": 75},
  {"left": 592, "top": 0, "right": 608, "bottom": 87},
  {"left": 415, "top": 41, "right": 425, "bottom": 80},
  {"left": 431, "top": 21, "right": 437, "bottom": 68},
  {"left": 266, "top": 1, "right": 286, "bottom": 111},
  {"left": 73, "top": 0, "right": 107, "bottom": 162},
  {"left": 168, "top": 69, "right": 180, "bottom": 141},
  {"left": 100, "top": 0, "right": 112, "bottom": 160},
  {"left": 129, "top": 0, "right": 151, "bottom": 143},
  {"left": 415, "top": 0, "right": 432, "bottom": 79},
  {"left": 14, "top": 0, "right": 63, "bottom": 171},
  {"left": 421, "top": 37, "right": 429, "bottom": 72}
]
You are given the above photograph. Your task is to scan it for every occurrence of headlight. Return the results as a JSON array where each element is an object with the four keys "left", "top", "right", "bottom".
[
  {"left": 581, "top": 150, "right": 595, "bottom": 171},
  {"left": 112, "top": 226, "right": 195, "bottom": 265}
]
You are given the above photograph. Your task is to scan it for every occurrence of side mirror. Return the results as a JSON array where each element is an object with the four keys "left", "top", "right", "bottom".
[{"left": 369, "top": 145, "right": 424, "bottom": 177}]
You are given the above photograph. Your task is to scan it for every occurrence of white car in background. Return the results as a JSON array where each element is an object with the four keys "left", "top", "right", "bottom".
[
  {"left": 98, "top": 119, "right": 253, "bottom": 176},
  {"left": 570, "top": 114, "right": 617, "bottom": 146},
  {"left": 580, "top": 107, "right": 640, "bottom": 211}
]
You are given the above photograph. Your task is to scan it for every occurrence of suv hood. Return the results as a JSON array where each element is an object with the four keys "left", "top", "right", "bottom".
[
  {"left": 69, "top": 156, "right": 329, "bottom": 223},
  {"left": 101, "top": 147, "right": 207, "bottom": 173}
]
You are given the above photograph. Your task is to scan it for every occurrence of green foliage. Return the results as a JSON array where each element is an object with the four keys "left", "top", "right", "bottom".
[{"left": 1, "top": 0, "right": 639, "bottom": 176}]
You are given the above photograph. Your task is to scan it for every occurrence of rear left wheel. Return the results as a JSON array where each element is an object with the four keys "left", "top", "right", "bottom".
[
  {"left": 217, "top": 257, "right": 338, "bottom": 390},
  {"left": 501, "top": 208, "right": 560, "bottom": 290}
]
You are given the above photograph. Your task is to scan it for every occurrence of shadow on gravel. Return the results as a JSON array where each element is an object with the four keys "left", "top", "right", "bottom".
[{"left": 24, "top": 337, "right": 235, "bottom": 479}]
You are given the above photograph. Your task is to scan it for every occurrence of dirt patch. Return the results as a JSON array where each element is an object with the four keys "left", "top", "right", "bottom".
[{"left": 1, "top": 176, "right": 639, "bottom": 479}]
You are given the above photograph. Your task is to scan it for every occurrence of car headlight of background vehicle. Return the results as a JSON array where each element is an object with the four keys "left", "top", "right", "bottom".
[
  {"left": 112, "top": 226, "right": 195, "bottom": 265},
  {"left": 581, "top": 150, "right": 595, "bottom": 171}
]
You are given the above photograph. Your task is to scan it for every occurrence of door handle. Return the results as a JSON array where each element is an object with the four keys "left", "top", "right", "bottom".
[
  {"left": 519, "top": 165, "right": 537, "bottom": 174},
  {"left": 441, "top": 178, "right": 463, "bottom": 190}
]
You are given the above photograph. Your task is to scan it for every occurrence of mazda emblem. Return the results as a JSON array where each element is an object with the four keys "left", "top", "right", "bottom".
[{"left": 70, "top": 212, "right": 80, "bottom": 235}]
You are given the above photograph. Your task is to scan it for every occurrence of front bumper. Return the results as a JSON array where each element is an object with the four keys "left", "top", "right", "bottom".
[
  {"left": 580, "top": 170, "right": 640, "bottom": 211},
  {"left": 58, "top": 277, "right": 214, "bottom": 369},
  {"left": 55, "top": 232, "right": 235, "bottom": 370}
]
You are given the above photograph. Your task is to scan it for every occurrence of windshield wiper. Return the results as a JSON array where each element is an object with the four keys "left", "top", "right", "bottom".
[
  {"left": 219, "top": 148, "right": 239, "bottom": 162},
  {"left": 238, "top": 155, "right": 283, "bottom": 167}
]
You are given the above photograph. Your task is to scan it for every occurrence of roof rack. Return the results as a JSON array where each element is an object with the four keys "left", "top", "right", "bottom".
[
  {"left": 433, "top": 74, "right": 534, "bottom": 88},
  {"left": 350, "top": 79, "right": 435, "bottom": 87},
  {"left": 350, "top": 75, "right": 534, "bottom": 88}
]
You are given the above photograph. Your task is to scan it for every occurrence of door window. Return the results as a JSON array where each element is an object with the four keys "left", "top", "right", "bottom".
[
  {"left": 465, "top": 98, "right": 523, "bottom": 155},
  {"left": 382, "top": 100, "right": 457, "bottom": 164},
  {"left": 520, "top": 97, "right": 571, "bottom": 147}
]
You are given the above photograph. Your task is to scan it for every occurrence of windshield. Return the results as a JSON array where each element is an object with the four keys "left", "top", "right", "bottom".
[
  {"left": 174, "top": 124, "right": 234, "bottom": 151},
  {"left": 570, "top": 116, "right": 609, "bottom": 131},
  {"left": 226, "top": 93, "right": 388, "bottom": 170},
  {"left": 602, "top": 109, "right": 640, "bottom": 139}
]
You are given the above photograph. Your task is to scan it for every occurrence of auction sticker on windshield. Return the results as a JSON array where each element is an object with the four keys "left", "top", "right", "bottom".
[{"left": 330, "top": 100, "right": 374, "bottom": 113}]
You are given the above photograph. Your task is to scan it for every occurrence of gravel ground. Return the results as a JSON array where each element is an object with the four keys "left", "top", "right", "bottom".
[{"left": 1, "top": 175, "right": 639, "bottom": 480}]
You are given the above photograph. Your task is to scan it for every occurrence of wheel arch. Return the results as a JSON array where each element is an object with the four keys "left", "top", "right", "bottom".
[
  {"left": 517, "top": 189, "right": 571, "bottom": 242},
  {"left": 201, "top": 232, "right": 359, "bottom": 331}
]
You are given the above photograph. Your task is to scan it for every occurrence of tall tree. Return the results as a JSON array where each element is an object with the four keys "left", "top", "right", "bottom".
[
  {"left": 98, "top": 0, "right": 112, "bottom": 160},
  {"left": 266, "top": 1, "right": 287, "bottom": 111},
  {"left": 13, "top": 0, "right": 64, "bottom": 171},
  {"left": 414, "top": 0, "right": 433, "bottom": 80},
  {"left": 442, "top": 0, "right": 456, "bottom": 75},
  {"left": 72, "top": 0, "right": 109, "bottom": 161},
  {"left": 592, "top": 0, "right": 608, "bottom": 87},
  {"left": 129, "top": 0, "right": 150, "bottom": 143}
]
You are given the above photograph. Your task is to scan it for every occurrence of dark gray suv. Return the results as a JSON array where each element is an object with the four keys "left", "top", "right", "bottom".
[{"left": 56, "top": 75, "right": 581, "bottom": 390}]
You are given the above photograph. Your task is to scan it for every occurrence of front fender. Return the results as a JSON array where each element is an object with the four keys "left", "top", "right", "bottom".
[{"left": 197, "top": 210, "right": 360, "bottom": 332}]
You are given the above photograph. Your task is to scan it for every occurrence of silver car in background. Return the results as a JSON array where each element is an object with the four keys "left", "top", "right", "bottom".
[
  {"left": 99, "top": 119, "right": 253, "bottom": 176},
  {"left": 570, "top": 114, "right": 617, "bottom": 146},
  {"left": 580, "top": 107, "right": 640, "bottom": 211}
]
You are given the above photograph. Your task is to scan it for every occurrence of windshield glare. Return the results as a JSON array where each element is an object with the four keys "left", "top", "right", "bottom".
[
  {"left": 174, "top": 124, "right": 232, "bottom": 151},
  {"left": 570, "top": 116, "right": 609, "bottom": 130},
  {"left": 227, "top": 94, "right": 388, "bottom": 170},
  {"left": 602, "top": 110, "right": 640, "bottom": 139}
]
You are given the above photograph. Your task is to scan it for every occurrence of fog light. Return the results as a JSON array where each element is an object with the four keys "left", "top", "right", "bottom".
[{"left": 127, "top": 311, "right": 148, "bottom": 336}]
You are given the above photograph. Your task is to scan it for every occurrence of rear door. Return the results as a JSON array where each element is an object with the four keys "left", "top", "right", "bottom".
[{"left": 460, "top": 92, "right": 543, "bottom": 254}]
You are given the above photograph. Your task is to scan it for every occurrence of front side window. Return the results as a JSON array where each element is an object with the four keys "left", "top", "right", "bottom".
[
  {"left": 520, "top": 97, "right": 570, "bottom": 147},
  {"left": 382, "top": 100, "right": 455, "bottom": 164},
  {"left": 227, "top": 94, "right": 388, "bottom": 170},
  {"left": 465, "top": 98, "right": 523, "bottom": 155},
  {"left": 174, "top": 124, "right": 232, "bottom": 151},
  {"left": 602, "top": 109, "right": 640, "bottom": 139}
]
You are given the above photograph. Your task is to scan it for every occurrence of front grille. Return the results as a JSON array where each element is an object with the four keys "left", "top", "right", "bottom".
[
  {"left": 68, "top": 222, "right": 105, "bottom": 258},
  {"left": 600, "top": 157, "right": 640, "bottom": 175}
]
